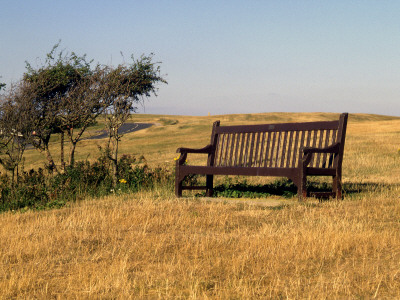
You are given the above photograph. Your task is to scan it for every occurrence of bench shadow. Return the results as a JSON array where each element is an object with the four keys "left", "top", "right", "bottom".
[
  {"left": 211, "top": 179, "right": 398, "bottom": 199},
  {"left": 212, "top": 179, "right": 297, "bottom": 199},
  {"left": 342, "top": 182, "right": 399, "bottom": 195}
]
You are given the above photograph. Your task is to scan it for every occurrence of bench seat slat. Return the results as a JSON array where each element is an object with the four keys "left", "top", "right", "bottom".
[
  {"left": 179, "top": 165, "right": 300, "bottom": 178},
  {"left": 305, "top": 167, "right": 336, "bottom": 176},
  {"left": 180, "top": 165, "right": 336, "bottom": 177}
]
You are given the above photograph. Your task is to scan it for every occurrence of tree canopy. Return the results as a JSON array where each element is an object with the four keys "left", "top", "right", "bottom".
[{"left": 0, "top": 42, "right": 167, "bottom": 181}]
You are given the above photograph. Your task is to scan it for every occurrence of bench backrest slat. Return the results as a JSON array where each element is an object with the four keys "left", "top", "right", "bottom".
[
  {"left": 224, "top": 133, "right": 231, "bottom": 166},
  {"left": 211, "top": 115, "right": 347, "bottom": 169},
  {"left": 268, "top": 132, "right": 275, "bottom": 167},
  {"left": 290, "top": 131, "right": 298, "bottom": 168},
  {"left": 285, "top": 131, "right": 293, "bottom": 168},
  {"left": 309, "top": 130, "right": 318, "bottom": 166},
  {"left": 329, "top": 129, "right": 338, "bottom": 168},
  {"left": 320, "top": 129, "right": 330, "bottom": 168},
  {"left": 258, "top": 132, "right": 266, "bottom": 167},
  {"left": 215, "top": 120, "right": 339, "bottom": 134},
  {"left": 228, "top": 133, "right": 236, "bottom": 166}
]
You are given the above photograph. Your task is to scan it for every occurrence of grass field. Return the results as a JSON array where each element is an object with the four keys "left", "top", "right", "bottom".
[{"left": 1, "top": 112, "right": 400, "bottom": 298}]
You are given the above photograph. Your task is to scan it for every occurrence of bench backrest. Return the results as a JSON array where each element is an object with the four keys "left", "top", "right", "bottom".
[{"left": 208, "top": 113, "right": 348, "bottom": 169}]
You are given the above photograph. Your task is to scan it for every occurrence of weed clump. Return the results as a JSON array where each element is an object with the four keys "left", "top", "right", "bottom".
[{"left": 0, "top": 155, "right": 173, "bottom": 212}]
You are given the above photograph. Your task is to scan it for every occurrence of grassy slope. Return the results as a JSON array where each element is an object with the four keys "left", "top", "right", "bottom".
[{"left": 1, "top": 112, "right": 400, "bottom": 298}]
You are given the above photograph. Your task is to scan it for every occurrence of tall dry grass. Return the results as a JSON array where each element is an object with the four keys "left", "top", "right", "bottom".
[
  {"left": 1, "top": 112, "right": 399, "bottom": 298},
  {"left": 1, "top": 188, "right": 399, "bottom": 298}
]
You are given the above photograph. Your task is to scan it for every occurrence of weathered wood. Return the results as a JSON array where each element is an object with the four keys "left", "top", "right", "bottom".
[
  {"left": 248, "top": 132, "right": 256, "bottom": 167},
  {"left": 291, "top": 130, "right": 300, "bottom": 168},
  {"left": 264, "top": 131, "right": 272, "bottom": 168},
  {"left": 217, "top": 134, "right": 226, "bottom": 166},
  {"left": 280, "top": 131, "right": 288, "bottom": 167},
  {"left": 286, "top": 131, "right": 294, "bottom": 168},
  {"left": 223, "top": 133, "right": 231, "bottom": 166},
  {"left": 254, "top": 132, "right": 261, "bottom": 167},
  {"left": 238, "top": 133, "right": 246, "bottom": 166},
  {"left": 315, "top": 130, "right": 324, "bottom": 167},
  {"left": 321, "top": 130, "right": 330, "bottom": 168},
  {"left": 228, "top": 133, "right": 236, "bottom": 166},
  {"left": 259, "top": 132, "right": 266, "bottom": 167},
  {"left": 269, "top": 131, "right": 277, "bottom": 167},
  {"left": 215, "top": 120, "right": 339, "bottom": 134},
  {"left": 233, "top": 133, "right": 240, "bottom": 166},
  {"left": 176, "top": 113, "right": 348, "bottom": 200},
  {"left": 327, "top": 129, "right": 337, "bottom": 168}
]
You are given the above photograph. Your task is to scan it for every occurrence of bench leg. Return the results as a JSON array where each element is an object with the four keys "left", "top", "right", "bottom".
[
  {"left": 332, "top": 175, "right": 342, "bottom": 200},
  {"left": 175, "top": 178, "right": 183, "bottom": 197},
  {"left": 298, "top": 173, "right": 307, "bottom": 200},
  {"left": 175, "top": 165, "right": 183, "bottom": 197},
  {"left": 206, "top": 175, "right": 214, "bottom": 197}
]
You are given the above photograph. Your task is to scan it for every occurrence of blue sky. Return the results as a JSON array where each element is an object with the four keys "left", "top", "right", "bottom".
[{"left": 1, "top": 1, "right": 399, "bottom": 116}]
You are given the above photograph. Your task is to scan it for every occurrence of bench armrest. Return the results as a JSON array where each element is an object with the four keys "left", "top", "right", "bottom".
[
  {"left": 302, "top": 142, "right": 340, "bottom": 167},
  {"left": 176, "top": 144, "right": 214, "bottom": 154},
  {"left": 175, "top": 144, "right": 214, "bottom": 165},
  {"left": 303, "top": 142, "right": 340, "bottom": 155}
]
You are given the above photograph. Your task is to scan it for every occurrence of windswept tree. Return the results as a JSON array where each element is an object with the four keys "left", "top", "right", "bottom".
[
  {"left": 23, "top": 42, "right": 93, "bottom": 172},
  {"left": 101, "top": 54, "right": 167, "bottom": 186},
  {"left": 2, "top": 44, "right": 166, "bottom": 181},
  {"left": 0, "top": 82, "right": 35, "bottom": 185},
  {"left": 58, "top": 66, "right": 109, "bottom": 167}
]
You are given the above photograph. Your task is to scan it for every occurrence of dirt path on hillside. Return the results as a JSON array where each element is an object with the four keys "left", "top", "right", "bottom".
[{"left": 86, "top": 123, "right": 153, "bottom": 140}]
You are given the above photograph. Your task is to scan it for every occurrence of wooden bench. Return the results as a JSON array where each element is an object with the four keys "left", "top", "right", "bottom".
[{"left": 175, "top": 113, "right": 348, "bottom": 200}]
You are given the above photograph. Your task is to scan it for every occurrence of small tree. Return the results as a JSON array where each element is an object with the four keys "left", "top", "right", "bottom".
[
  {"left": 23, "top": 42, "right": 93, "bottom": 172},
  {"left": 101, "top": 55, "right": 167, "bottom": 186},
  {"left": 58, "top": 67, "right": 108, "bottom": 167},
  {"left": 0, "top": 83, "right": 34, "bottom": 186}
]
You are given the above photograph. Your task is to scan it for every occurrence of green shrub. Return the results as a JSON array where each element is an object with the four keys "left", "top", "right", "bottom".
[{"left": 0, "top": 155, "right": 174, "bottom": 213}]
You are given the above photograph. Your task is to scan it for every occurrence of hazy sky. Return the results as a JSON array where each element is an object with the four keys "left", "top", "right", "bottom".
[{"left": 1, "top": 1, "right": 399, "bottom": 116}]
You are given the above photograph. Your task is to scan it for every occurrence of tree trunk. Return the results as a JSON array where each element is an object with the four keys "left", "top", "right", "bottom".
[
  {"left": 44, "top": 144, "right": 58, "bottom": 173},
  {"left": 11, "top": 168, "right": 15, "bottom": 190},
  {"left": 69, "top": 141, "right": 77, "bottom": 167},
  {"left": 60, "top": 131, "right": 65, "bottom": 171},
  {"left": 111, "top": 136, "right": 118, "bottom": 187}
]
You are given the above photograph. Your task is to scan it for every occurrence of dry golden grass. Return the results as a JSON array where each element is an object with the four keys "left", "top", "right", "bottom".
[
  {"left": 1, "top": 112, "right": 400, "bottom": 298},
  {"left": 1, "top": 189, "right": 400, "bottom": 298}
]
